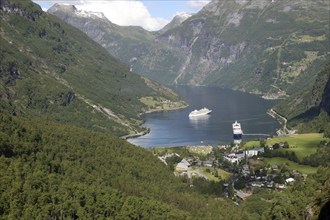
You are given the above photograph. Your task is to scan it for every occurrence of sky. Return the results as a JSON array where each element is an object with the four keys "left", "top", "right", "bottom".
[{"left": 32, "top": 0, "right": 211, "bottom": 31}]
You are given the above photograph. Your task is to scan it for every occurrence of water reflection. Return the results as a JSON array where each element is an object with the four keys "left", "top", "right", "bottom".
[{"left": 189, "top": 115, "right": 211, "bottom": 128}]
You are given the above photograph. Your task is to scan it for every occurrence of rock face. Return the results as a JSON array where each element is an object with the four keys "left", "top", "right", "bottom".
[{"left": 49, "top": 0, "right": 329, "bottom": 96}]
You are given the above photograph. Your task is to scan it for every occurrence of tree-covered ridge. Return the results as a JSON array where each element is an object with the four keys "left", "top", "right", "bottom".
[
  {"left": 0, "top": 0, "right": 183, "bottom": 137},
  {"left": 0, "top": 112, "right": 249, "bottom": 219},
  {"left": 274, "top": 59, "right": 330, "bottom": 133}
]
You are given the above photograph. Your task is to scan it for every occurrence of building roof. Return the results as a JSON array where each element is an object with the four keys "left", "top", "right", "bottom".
[
  {"left": 176, "top": 163, "right": 188, "bottom": 170},
  {"left": 180, "top": 159, "right": 190, "bottom": 166},
  {"left": 176, "top": 159, "right": 190, "bottom": 171},
  {"left": 286, "top": 177, "right": 295, "bottom": 183},
  {"left": 236, "top": 190, "right": 252, "bottom": 200}
]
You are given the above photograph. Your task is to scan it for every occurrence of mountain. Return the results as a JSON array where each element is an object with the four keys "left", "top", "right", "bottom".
[
  {"left": 49, "top": 0, "right": 329, "bottom": 97},
  {"left": 158, "top": 0, "right": 330, "bottom": 95},
  {"left": 1, "top": 1, "right": 329, "bottom": 219},
  {"left": 0, "top": 0, "right": 185, "bottom": 137},
  {"left": 1, "top": 1, "right": 246, "bottom": 218},
  {"left": 274, "top": 60, "right": 330, "bottom": 133},
  {"left": 159, "top": 13, "right": 192, "bottom": 34},
  {"left": 48, "top": 3, "right": 184, "bottom": 84}
]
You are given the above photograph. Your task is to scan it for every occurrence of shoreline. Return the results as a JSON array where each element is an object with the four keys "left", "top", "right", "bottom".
[
  {"left": 141, "top": 102, "right": 188, "bottom": 115},
  {"left": 122, "top": 102, "right": 189, "bottom": 140},
  {"left": 267, "top": 108, "right": 295, "bottom": 135},
  {"left": 121, "top": 128, "right": 150, "bottom": 140}
]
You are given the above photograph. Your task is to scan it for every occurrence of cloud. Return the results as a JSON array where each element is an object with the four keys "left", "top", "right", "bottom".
[
  {"left": 35, "top": 0, "right": 169, "bottom": 31},
  {"left": 185, "top": 0, "right": 210, "bottom": 9},
  {"left": 78, "top": 1, "right": 169, "bottom": 31}
]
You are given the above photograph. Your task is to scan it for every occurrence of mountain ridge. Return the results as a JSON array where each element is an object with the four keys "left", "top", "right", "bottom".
[
  {"left": 0, "top": 0, "right": 185, "bottom": 137},
  {"left": 49, "top": 0, "right": 330, "bottom": 98}
]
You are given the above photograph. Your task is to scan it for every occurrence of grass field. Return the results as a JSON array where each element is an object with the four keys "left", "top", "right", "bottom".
[
  {"left": 199, "top": 167, "right": 232, "bottom": 181},
  {"left": 244, "top": 133, "right": 327, "bottom": 160},
  {"left": 264, "top": 157, "right": 318, "bottom": 174}
]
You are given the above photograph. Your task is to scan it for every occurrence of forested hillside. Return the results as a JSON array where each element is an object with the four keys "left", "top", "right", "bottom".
[
  {"left": 1, "top": 0, "right": 329, "bottom": 219},
  {"left": 0, "top": 112, "right": 251, "bottom": 219},
  {"left": 274, "top": 60, "right": 330, "bottom": 133},
  {"left": 0, "top": 1, "right": 245, "bottom": 218},
  {"left": 0, "top": 0, "right": 183, "bottom": 137},
  {"left": 2, "top": 111, "right": 328, "bottom": 219}
]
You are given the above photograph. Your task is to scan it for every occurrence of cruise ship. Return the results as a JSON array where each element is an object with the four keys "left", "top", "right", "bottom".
[
  {"left": 189, "top": 107, "right": 212, "bottom": 117},
  {"left": 232, "top": 121, "right": 243, "bottom": 143}
]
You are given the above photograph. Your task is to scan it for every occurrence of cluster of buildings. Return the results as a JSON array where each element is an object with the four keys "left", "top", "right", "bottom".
[{"left": 224, "top": 147, "right": 265, "bottom": 164}]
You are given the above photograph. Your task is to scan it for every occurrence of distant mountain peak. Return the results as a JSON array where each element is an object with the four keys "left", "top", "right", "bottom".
[
  {"left": 75, "top": 9, "right": 106, "bottom": 20},
  {"left": 159, "top": 13, "right": 192, "bottom": 34},
  {"left": 174, "top": 13, "right": 192, "bottom": 21},
  {"left": 49, "top": 3, "right": 78, "bottom": 12},
  {"left": 48, "top": 3, "right": 107, "bottom": 20}
]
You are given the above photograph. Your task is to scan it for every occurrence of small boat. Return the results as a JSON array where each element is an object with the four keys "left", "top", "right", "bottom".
[{"left": 189, "top": 107, "right": 212, "bottom": 117}]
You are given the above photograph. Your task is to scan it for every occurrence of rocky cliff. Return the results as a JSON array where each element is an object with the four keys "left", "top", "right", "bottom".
[{"left": 49, "top": 0, "right": 329, "bottom": 97}]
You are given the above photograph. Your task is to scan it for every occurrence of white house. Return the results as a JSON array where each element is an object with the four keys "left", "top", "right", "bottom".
[
  {"left": 224, "top": 152, "right": 245, "bottom": 164},
  {"left": 175, "top": 159, "right": 190, "bottom": 172},
  {"left": 245, "top": 147, "right": 264, "bottom": 158},
  {"left": 285, "top": 177, "right": 295, "bottom": 184}
]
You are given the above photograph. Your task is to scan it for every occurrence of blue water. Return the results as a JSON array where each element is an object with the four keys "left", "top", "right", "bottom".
[{"left": 128, "top": 86, "right": 280, "bottom": 148}]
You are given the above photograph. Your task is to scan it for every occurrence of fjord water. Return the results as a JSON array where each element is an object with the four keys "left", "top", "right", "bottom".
[{"left": 129, "top": 86, "right": 280, "bottom": 148}]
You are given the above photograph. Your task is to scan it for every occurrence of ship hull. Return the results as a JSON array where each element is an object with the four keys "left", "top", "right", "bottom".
[
  {"left": 189, "top": 108, "right": 212, "bottom": 117},
  {"left": 189, "top": 110, "right": 212, "bottom": 117},
  {"left": 232, "top": 121, "right": 243, "bottom": 143}
]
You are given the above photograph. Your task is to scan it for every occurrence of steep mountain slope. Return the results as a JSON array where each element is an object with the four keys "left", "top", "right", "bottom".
[
  {"left": 49, "top": 0, "right": 329, "bottom": 98},
  {"left": 274, "top": 60, "right": 330, "bottom": 132},
  {"left": 0, "top": 2, "right": 252, "bottom": 218},
  {"left": 0, "top": 0, "right": 184, "bottom": 136},
  {"left": 48, "top": 4, "right": 184, "bottom": 84},
  {"left": 160, "top": 0, "right": 329, "bottom": 96},
  {"left": 159, "top": 13, "right": 192, "bottom": 34}
]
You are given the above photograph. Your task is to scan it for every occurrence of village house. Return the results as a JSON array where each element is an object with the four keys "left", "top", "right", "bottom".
[
  {"left": 224, "top": 147, "right": 265, "bottom": 164},
  {"left": 175, "top": 159, "right": 190, "bottom": 173},
  {"left": 224, "top": 152, "right": 245, "bottom": 164},
  {"left": 235, "top": 190, "right": 252, "bottom": 201},
  {"left": 245, "top": 147, "right": 264, "bottom": 157},
  {"left": 285, "top": 177, "right": 295, "bottom": 185}
]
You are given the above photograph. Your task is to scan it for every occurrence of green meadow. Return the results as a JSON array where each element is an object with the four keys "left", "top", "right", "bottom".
[
  {"left": 244, "top": 133, "right": 327, "bottom": 160},
  {"left": 264, "top": 157, "right": 318, "bottom": 174},
  {"left": 199, "top": 167, "right": 232, "bottom": 182}
]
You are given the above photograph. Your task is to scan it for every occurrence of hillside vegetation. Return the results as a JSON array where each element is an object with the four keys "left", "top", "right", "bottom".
[
  {"left": 0, "top": 0, "right": 184, "bottom": 137},
  {"left": 274, "top": 60, "right": 330, "bottom": 133},
  {"left": 0, "top": 1, "right": 244, "bottom": 219},
  {"left": 1, "top": 0, "right": 329, "bottom": 219},
  {"left": 0, "top": 111, "right": 250, "bottom": 219},
  {"left": 1, "top": 111, "right": 328, "bottom": 219}
]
